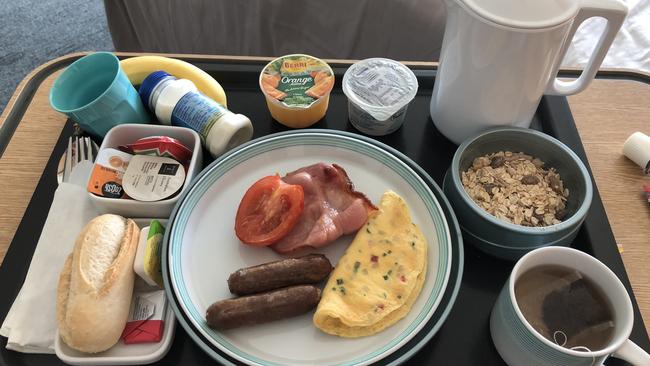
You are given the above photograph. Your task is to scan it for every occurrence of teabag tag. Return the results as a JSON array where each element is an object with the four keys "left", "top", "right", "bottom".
[{"left": 542, "top": 270, "right": 614, "bottom": 349}]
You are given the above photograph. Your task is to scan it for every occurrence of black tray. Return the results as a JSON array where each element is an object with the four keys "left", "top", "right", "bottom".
[{"left": 1, "top": 55, "right": 648, "bottom": 366}]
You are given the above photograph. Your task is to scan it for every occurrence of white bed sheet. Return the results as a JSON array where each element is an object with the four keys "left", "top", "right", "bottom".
[{"left": 562, "top": 0, "right": 650, "bottom": 73}]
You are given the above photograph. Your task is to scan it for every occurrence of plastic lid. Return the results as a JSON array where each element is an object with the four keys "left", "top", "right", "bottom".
[
  {"left": 206, "top": 113, "right": 254, "bottom": 157},
  {"left": 623, "top": 132, "right": 650, "bottom": 172},
  {"left": 342, "top": 58, "right": 418, "bottom": 122},
  {"left": 139, "top": 71, "right": 175, "bottom": 110},
  {"left": 459, "top": 0, "right": 578, "bottom": 29}
]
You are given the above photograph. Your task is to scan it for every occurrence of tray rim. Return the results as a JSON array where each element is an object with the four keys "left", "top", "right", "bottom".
[{"left": 0, "top": 54, "right": 648, "bottom": 365}]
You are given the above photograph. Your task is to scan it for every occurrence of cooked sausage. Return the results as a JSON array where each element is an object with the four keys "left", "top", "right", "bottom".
[
  {"left": 227, "top": 254, "right": 332, "bottom": 295},
  {"left": 206, "top": 285, "right": 321, "bottom": 330}
]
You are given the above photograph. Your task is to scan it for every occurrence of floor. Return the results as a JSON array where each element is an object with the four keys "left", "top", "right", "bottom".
[{"left": 0, "top": 0, "right": 113, "bottom": 115}]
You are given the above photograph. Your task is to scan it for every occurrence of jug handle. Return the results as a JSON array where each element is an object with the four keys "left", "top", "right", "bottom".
[{"left": 545, "top": 0, "right": 627, "bottom": 96}]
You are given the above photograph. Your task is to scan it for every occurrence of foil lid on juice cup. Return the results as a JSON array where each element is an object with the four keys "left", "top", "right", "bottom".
[
  {"left": 342, "top": 58, "right": 419, "bottom": 122},
  {"left": 260, "top": 54, "right": 334, "bottom": 109}
]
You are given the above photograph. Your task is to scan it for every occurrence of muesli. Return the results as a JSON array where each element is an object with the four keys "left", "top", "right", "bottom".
[{"left": 461, "top": 151, "right": 570, "bottom": 227}]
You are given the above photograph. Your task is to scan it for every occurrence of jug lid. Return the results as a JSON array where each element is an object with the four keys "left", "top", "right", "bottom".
[{"left": 459, "top": 0, "right": 579, "bottom": 29}]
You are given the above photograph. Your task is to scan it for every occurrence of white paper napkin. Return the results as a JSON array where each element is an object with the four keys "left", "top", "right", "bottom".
[{"left": 0, "top": 182, "right": 98, "bottom": 353}]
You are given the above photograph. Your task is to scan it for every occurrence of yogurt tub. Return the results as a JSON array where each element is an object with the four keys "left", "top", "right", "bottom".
[
  {"left": 259, "top": 54, "right": 335, "bottom": 128},
  {"left": 343, "top": 58, "right": 418, "bottom": 136}
]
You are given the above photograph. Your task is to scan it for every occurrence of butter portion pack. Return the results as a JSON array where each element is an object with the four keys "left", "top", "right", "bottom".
[{"left": 134, "top": 220, "right": 165, "bottom": 287}]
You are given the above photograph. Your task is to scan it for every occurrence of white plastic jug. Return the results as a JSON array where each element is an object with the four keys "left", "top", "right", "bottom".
[{"left": 430, "top": 0, "right": 627, "bottom": 144}]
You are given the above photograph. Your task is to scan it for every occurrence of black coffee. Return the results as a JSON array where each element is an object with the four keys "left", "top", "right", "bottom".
[{"left": 515, "top": 265, "right": 615, "bottom": 351}]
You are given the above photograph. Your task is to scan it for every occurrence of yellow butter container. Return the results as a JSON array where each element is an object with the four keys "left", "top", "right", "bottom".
[
  {"left": 133, "top": 220, "right": 165, "bottom": 287},
  {"left": 259, "top": 54, "right": 334, "bottom": 128}
]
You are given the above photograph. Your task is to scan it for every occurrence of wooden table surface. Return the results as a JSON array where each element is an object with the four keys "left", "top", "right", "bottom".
[{"left": 0, "top": 53, "right": 648, "bottom": 334}]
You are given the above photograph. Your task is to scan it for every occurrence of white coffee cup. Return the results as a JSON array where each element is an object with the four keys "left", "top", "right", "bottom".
[
  {"left": 491, "top": 247, "right": 650, "bottom": 365},
  {"left": 430, "top": 0, "right": 627, "bottom": 144}
]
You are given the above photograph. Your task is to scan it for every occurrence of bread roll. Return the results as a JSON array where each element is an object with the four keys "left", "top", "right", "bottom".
[{"left": 56, "top": 214, "right": 139, "bottom": 353}]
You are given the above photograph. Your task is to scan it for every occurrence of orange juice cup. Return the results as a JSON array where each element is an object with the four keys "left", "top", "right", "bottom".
[{"left": 259, "top": 54, "right": 335, "bottom": 128}]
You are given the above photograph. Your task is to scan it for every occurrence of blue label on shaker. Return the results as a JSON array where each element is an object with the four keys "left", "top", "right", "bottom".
[{"left": 171, "top": 92, "right": 228, "bottom": 139}]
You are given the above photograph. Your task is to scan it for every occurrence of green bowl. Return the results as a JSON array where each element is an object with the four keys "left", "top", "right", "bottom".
[
  {"left": 443, "top": 127, "right": 593, "bottom": 260},
  {"left": 460, "top": 225, "right": 570, "bottom": 261}
]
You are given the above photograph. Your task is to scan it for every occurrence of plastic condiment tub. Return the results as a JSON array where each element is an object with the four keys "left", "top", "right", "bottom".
[
  {"left": 88, "top": 124, "right": 202, "bottom": 218},
  {"left": 259, "top": 54, "right": 335, "bottom": 128},
  {"left": 343, "top": 58, "right": 418, "bottom": 136}
]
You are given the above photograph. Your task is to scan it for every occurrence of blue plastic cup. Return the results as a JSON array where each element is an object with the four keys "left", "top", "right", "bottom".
[{"left": 49, "top": 52, "right": 149, "bottom": 138}]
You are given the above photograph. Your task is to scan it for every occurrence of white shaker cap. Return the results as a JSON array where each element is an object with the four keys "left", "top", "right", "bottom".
[
  {"left": 623, "top": 132, "right": 650, "bottom": 172},
  {"left": 206, "top": 113, "right": 254, "bottom": 157}
]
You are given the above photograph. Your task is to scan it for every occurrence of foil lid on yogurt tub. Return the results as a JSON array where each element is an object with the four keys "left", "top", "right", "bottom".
[{"left": 343, "top": 58, "right": 418, "bottom": 122}]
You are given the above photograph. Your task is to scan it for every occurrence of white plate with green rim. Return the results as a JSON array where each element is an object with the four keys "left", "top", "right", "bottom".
[{"left": 164, "top": 130, "right": 453, "bottom": 365}]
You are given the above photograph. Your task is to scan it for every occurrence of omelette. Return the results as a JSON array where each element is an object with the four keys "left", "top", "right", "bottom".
[{"left": 313, "top": 190, "right": 428, "bottom": 337}]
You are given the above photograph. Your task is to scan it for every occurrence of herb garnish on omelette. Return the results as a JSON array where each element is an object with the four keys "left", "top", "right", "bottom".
[{"left": 313, "top": 190, "right": 428, "bottom": 337}]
